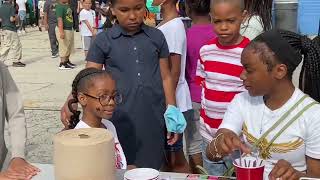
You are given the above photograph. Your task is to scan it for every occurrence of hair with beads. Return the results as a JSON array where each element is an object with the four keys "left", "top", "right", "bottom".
[
  {"left": 68, "top": 68, "right": 113, "bottom": 129},
  {"left": 247, "top": 30, "right": 320, "bottom": 101}
]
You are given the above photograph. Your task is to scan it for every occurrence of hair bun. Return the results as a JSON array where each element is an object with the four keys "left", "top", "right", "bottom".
[{"left": 301, "top": 35, "right": 313, "bottom": 55}]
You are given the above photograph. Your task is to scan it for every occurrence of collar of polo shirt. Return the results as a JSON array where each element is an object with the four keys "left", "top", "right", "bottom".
[{"left": 111, "top": 23, "right": 152, "bottom": 39}]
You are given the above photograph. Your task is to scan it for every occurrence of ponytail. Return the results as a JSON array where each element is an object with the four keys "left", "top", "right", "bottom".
[
  {"left": 277, "top": 31, "right": 320, "bottom": 101},
  {"left": 299, "top": 35, "right": 320, "bottom": 101}
]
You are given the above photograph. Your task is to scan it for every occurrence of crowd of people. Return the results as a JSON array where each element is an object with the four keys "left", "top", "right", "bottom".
[{"left": 0, "top": 0, "right": 320, "bottom": 179}]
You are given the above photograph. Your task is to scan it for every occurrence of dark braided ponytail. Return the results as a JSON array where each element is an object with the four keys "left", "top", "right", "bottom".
[
  {"left": 277, "top": 31, "right": 320, "bottom": 101},
  {"left": 68, "top": 68, "right": 113, "bottom": 129}
]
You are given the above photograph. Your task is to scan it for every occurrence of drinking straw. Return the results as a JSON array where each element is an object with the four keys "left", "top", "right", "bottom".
[
  {"left": 239, "top": 149, "right": 242, "bottom": 167},
  {"left": 253, "top": 160, "right": 257, "bottom": 167},
  {"left": 259, "top": 160, "right": 263, "bottom": 166}
]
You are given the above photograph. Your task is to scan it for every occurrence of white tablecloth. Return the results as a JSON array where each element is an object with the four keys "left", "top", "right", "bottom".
[{"left": 31, "top": 163, "right": 189, "bottom": 180}]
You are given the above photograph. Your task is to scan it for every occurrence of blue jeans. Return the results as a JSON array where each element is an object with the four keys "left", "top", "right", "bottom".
[
  {"left": 18, "top": 10, "right": 26, "bottom": 31},
  {"left": 202, "top": 139, "right": 233, "bottom": 176}
]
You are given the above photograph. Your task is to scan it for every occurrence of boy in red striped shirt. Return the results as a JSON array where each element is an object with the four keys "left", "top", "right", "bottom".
[{"left": 196, "top": 0, "right": 250, "bottom": 175}]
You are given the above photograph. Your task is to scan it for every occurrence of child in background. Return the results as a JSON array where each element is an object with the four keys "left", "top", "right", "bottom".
[
  {"left": 38, "top": 1, "right": 46, "bottom": 31},
  {"left": 79, "top": 0, "right": 96, "bottom": 57},
  {"left": 68, "top": 68, "right": 127, "bottom": 169},
  {"left": 240, "top": 0, "right": 273, "bottom": 40},
  {"left": 196, "top": 0, "right": 250, "bottom": 176},
  {"left": 16, "top": 0, "right": 27, "bottom": 34},
  {"left": 0, "top": 0, "right": 26, "bottom": 67},
  {"left": 155, "top": 0, "right": 192, "bottom": 173},
  {"left": 185, "top": 0, "right": 216, "bottom": 174},
  {"left": 43, "top": 0, "right": 59, "bottom": 58},
  {"left": 55, "top": 0, "right": 76, "bottom": 69}
]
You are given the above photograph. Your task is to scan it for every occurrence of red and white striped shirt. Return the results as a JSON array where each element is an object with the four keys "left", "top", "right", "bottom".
[{"left": 196, "top": 37, "right": 250, "bottom": 142}]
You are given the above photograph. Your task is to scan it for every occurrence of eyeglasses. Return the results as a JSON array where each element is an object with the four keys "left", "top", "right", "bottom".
[{"left": 83, "top": 92, "right": 123, "bottom": 105}]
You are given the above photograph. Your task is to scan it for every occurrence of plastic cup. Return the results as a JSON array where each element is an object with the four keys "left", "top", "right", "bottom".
[
  {"left": 124, "top": 168, "right": 160, "bottom": 180},
  {"left": 233, "top": 156, "right": 265, "bottom": 180}
]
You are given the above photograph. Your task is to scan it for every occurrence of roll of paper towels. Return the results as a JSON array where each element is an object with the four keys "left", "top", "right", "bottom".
[{"left": 54, "top": 128, "right": 115, "bottom": 180}]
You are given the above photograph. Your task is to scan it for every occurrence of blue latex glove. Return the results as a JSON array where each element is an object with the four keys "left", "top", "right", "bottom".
[{"left": 164, "top": 105, "right": 187, "bottom": 134}]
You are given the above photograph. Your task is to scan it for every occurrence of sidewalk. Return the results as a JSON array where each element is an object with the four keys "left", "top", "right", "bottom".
[{"left": 4, "top": 28, "right": 85, "bottom": 164}]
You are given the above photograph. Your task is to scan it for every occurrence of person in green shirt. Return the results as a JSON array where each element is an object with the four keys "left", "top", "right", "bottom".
[
  {"left": 0, "top": 0, "right": 26, "bottom": 67},
  {"left": 55, "top": 0, "right": 76, "bottom": 70}
]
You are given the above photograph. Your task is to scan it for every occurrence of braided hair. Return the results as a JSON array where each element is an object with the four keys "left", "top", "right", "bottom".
[
  {"left": 244, "top": 0, "right": 273, "bottom": 31},
  {"left": 68, "top": 68, "right": 113, "bottom": 129},
  {"left": 247, "top": 30, "right": 320, "bottom": 102},
  {"left": 298, "top": 35, "right": 320, "bottom": 101}
]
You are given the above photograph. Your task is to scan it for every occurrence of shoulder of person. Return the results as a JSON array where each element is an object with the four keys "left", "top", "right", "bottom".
[
  {"left": 242, "top": 15, "right": 264, "bottom": 32},
  {"left": 55, "top": 2, "right": 62, "bottom": 7},
  {"left": 79, "top": 9, "right": 86, "bottom": 14},
  {"left": 233, "top": 91, "right": 262, "bottom": 108},
  {"left": 242, "top": 36, "right": 251, "bottom": 46},
  {"left": 300, "top": 90, "right": 320, "bottom": 117},
  {"left": 199, "top": 37, "right": 219, "bottom": 52},
  {"left": 144, "top": 25, "right": 167, "bottom": 39},
  {"left": 165, "top": 18, "right": 185, "bottom": 30},
  {"left": 101, "top": 119, "right": 117, "bottom": 134},
  {"left": 247, "top": 15, "right": 263, "bottom": 26}
]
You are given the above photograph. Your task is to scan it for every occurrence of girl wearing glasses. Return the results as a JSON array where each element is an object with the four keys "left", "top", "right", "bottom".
[{"left": 67, "top": 68, "right": 127, "bottom": 170}]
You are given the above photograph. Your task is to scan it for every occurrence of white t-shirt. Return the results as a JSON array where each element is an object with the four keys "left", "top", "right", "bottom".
[
  {"left": 220, "top": 88, "right": 320, "bottom": 179},
  {"left": 240, "top": 15, "right": 264, "bottom": 40},
  {"left": 75, "top": 119, "right": 127, "bottom": 169},
  {"left": 157, "top": 17, "right": 192, "bottom": 112},
  {"left": 16, "top": 0, "right": 27, "bottom": 11},
  {"left": 79, "top": 9, "right": 95, "bottom": 37}
]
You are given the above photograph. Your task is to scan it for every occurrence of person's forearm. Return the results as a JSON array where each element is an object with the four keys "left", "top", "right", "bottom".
[
  {"left": 8, "top": 101, "right": 26, "bottom": 159},
  {"left": 299, "top": 173, "right": 320, "bottom": 179},
  {"left": 84, "top": 20, "right": 94, "bottom": 33},
  {"left": 160, "top": 60, "right": 176, "bottom": 106},
  {"left": 169, "top": 54, "right": 181, "bottom": 92},
  {"left": 57, "top": 18, "right": 64, "bottom": 34},
  {"left": 4, "top": 67, "right": 26, "bottom": 159},
  {"left": 171, "top": 72, "right": 179, "bottom": 91},
  {"left": 44, "top": 13, "right": 48, "bottom": 25},
  {"left": 205, "top": 128, "right": 232, "bottom": 161},
  {"left": 162, "top": 76, "right": 176, "bottom": 106}
]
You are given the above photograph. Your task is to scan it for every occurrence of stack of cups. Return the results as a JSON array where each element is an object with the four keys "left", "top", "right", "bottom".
[{"left": 124, "top": 168, "right": 160, "bottom": 180}]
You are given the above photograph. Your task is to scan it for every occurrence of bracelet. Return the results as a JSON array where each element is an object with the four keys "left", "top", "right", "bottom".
[{"left": 209, "top": 133, "right": 224, "bottom": 159}]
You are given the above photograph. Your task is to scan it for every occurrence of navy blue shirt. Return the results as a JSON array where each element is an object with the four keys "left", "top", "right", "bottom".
[{"left": 87, "top": 24, "right": 170, "bottom": 169}]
